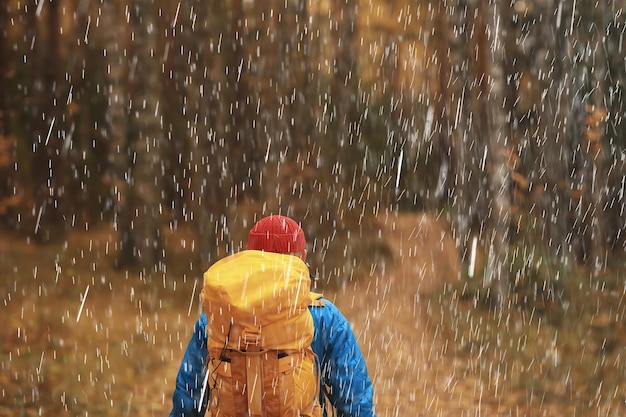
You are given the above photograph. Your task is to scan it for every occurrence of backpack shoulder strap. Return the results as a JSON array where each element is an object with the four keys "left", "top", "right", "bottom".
[{"left": 309, "top": 292, "right": 325, "bottom": 307}]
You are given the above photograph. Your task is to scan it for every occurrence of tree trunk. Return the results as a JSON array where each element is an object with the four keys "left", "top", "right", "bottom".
[
  {"left": 331, "top": 0, "right": 360, "bottom": 173},
  {"left": 69, "top": 0, "right": 95, "bottom": 224},
  {"left": 0, "top": 5, "right": 7, "bottom": 139},
  {"left": 30, "top": 0, "right": 65, "bottom": 242},
  {"left": 603, "top": 2, "right": 626, "bottom": 258},
  {"left": 0, "top": 3, "right": 18, "bottom": 220},
  {"left": 444, "top": 0, "right": 475, "bottom": 266},
  {"left": 224, "top": 0, "right": 259, "bottom": 201},
  {"left": 128, "top": 0, "right": 164, "bottom": 273},
  {"left": 179, "top": 0, "right": 230, "bottom": 266},
  {"left": 477, "top": 0, "right": 511, "bottom": 305},
  {"left": 428, "top": 2, "right": 455, "bottom": 212},
  {"left": 586, "top": 2, "right": 609, "bottom": 275},
  {"left": 102, "top": 0, "right": 133, "bottom": 267},
  {"left": 532, "top": 0, "right": 574, "bottom": 264}
]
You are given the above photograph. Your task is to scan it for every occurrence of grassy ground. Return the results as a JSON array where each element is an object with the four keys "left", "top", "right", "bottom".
[
  {"left": 433, "top": 271, "right": 626, "bottom": 416},
  {"left": 0, "top": 222, "right": 215, "bottom": 417}
]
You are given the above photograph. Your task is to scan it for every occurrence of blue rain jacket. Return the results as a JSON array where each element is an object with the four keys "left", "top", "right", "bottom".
[{"left": 169, "top": 297, "right": 376, "bottom": 417}]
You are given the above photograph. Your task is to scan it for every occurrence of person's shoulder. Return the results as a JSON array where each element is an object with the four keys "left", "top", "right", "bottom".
[
  {"left": 308, "top": 295, "right": 345, "bottom": 319},
  {"left": 309, "top": 292, "right": 331, "bottom": 308},
  {"left": 194, "top": 312, "right": 209, "bottom": 332}
]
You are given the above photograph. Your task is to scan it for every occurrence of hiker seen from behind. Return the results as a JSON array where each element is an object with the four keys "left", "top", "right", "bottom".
[{"left": 168, "top": 215, "right": 376, "bottom": 417}]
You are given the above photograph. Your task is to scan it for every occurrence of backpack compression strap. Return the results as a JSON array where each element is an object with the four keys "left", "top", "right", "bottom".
[
  {"left": 310, "top": 292, "right": 325, "bottom": 307},
  {"left": 246, "top": 350, "right": 264, "bottom": 416}
]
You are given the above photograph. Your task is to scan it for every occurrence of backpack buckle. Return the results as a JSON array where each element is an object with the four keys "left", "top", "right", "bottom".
[{"left": 241, "top": 329, "right": 261, "bottom": 349}]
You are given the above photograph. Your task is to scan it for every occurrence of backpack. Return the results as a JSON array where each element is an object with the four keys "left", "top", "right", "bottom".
[{"left": 201, "top": 250, "right": 323, "bottom": 417}]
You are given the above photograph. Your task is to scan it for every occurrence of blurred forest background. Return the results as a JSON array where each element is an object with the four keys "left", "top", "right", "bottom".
[
  {"left": 3, "top": 1, "right": 626, "bottom": 416},
  {"left": 2, "top": 0, "right": 626, "bottom": 311}
]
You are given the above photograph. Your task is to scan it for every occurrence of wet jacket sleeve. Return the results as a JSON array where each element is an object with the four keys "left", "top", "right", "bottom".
[
  {"left": 310, "top": 300, "right": 376, "bottom": 417},
  {"left": 169, "top": 314, "right": 209, "bottom": 417}
]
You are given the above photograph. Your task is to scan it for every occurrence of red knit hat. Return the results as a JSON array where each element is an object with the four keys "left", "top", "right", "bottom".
[{"left": 246, "top": 215, "right": 306, "bottom": 254}]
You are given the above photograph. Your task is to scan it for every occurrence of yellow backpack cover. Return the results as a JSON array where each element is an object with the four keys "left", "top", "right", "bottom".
[{"left": 201, "top": 250, "right": 322, "bottom": 417}]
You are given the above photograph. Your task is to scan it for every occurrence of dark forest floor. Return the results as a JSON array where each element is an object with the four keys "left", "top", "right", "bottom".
[{"left": 1, "top": 213, "right": 626, "bottom": 416}]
